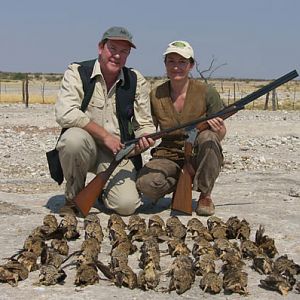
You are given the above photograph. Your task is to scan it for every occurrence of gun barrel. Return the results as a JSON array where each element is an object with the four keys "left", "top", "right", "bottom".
[
  {"left": 231, "top": 69, "right": 298, "bottom": 109},
  {"left": 125, "top": 69, "right": 298, "bottom": 146}
]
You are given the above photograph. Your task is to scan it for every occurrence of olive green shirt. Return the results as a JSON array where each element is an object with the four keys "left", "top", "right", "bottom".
[{"left": 150, "top": 79, "right": 224, "bottom": 161}]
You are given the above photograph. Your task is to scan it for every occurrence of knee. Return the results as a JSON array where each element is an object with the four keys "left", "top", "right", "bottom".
[
  {"left": 197, "top": 130, "right": 219, "bottom": 144},
  {"left": 136, "top": 172, "right": 170, "bottom": 200},
  {"left": 112, "top": 196, "right": 140, "bottom": 216},
  {"left": 58, "top": 128, "right": 93, "bottom": 155}
]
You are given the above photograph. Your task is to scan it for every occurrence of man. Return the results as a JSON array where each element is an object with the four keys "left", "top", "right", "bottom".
[{"left": 55, "top": 26, "right": 155, "bottom": 216}]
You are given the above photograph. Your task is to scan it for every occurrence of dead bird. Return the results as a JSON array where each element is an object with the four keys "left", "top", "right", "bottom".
[
  {"left": 186, "top": 217, "right": 205, "bottom": 239},
  {"left": 252, "top": 253, "right": 274, "bottom": 275},
  {"left": 274, "top": 254, "right": 300, "bottom": 276},
  {"left": 109, "top": 223, "right": 128, "bottom": 244},
  {"left": 223, "top": 266, "right": 248, "bottom": 295},
  {"left": 43, "top": 214, "right": 59, "bottom": 230},
  {"left": 107, "top": 213, "right": 126, "bottom": 229},
  {"left": 236, "top": 219, "right": 251, "bottom": 240},
  {"left": 240, "top": 239, "right": 261, "bottom": 259},
  {"left": 168, "top": 255, "right": 194, "bottom": 275},
  {"left": 38, "top": 264, "right": 66, "bottom": 286},
  {"left": 41, "top": 247, "right": 64, "bottom": 269},
  {"left": 213, "top": 238, "right": 240, "bottom": 259},
  {"left": 127, "top": 215, "right": 147, "bottom": 241},
  {"left": 114, "top": 263, "right": 138, "bottom": 289},
  {"left": 165, "top": 216, "right": 187, "bottom": 241},
  {"left": 168, "top": 267, "right": 195, "bottom": 295},
  {"left": 85, "top": 221, "right": 104, "bottom": 244},
  {"left": 226, "top": 216, "right": 242, "bottom": 239},
  {"left": 192, "top": 237, "right": 216, "bottom": 259},
  {"left": 58, "top": 214, "right": 80, "bottom": 240},
  {"left": 0, "top": 261, "right": 29, "bottom": 286},
  {"left": 83, "top": 214, "right": 101, "bottom": 229},
  {"left": 148, "top": 215, "right": 165, "bottom": 230},
  {"left": 200, "top": 271, "right": 222, "bottom": 294},
  {"left": 168, "top": 255, "right": 195, "bottom": 295},
  {"left": 260, "top": 272, "right": 293, "bottom": 296},
  {"left": 81, "top": 237, "right": 101, "bottom": 255},
  {"left": 137, "top": 259, "right": 160, "bottom": 290},
  {"left": 50, "top": 239, "right": 69, "bottom": 256},
  {"left": 210, "top": 224, "right": 228, "bottom": 240},
  {"left": 167, "top": 238, "right": 190, "bottom": 257},
  {"left": 255, "top": 225, "right": 278, "bottom": 258},
  {"left": 74, "top": 263, "right": 99, "bottom": 286},
  {"left": 147, "top": 215, "right": 167, "bottom": 242},
  {"left": 207, "top": 216, "right": 226, "bottom": 232},
  {"left": 33, "top": 214, "right": 59, "bottom": 239},
  {"left": 111, "top": 238, "right": 137, "bottom": 257},
  {"left": 139, "top": 236, "right": 161, "bottom": 270},
  {"left": 193, "top": 253, "right": 216, "bottom": 276},
  {"left": 23, "top": 234, "right": 46, "bottom": 257},
  {"left": 15, "top": 251, "right": 39, "bottom": 272},
  {"left": 221, "top": 254, "right": 246, "bottom": 274}
]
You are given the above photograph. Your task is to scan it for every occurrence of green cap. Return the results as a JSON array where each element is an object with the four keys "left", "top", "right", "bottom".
[{"left": 101, "top": 26, "right": 136, "bottom": 48}]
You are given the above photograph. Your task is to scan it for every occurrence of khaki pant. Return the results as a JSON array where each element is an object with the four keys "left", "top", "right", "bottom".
[
  {"left": 57, "top": 127, "right": 140, "bottom": 215},
  {"left": 136, "top": 130, "right": 223, "bottom": 201}
]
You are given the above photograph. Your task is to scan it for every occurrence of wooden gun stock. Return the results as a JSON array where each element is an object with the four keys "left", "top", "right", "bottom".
[{"left": 171, "top": 140, "right": 195, "bottom": 214}]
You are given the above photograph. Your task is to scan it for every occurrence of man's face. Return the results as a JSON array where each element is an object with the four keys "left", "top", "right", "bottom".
[{"left": 98, "top": 39, "right": 131, "bottom": 75}]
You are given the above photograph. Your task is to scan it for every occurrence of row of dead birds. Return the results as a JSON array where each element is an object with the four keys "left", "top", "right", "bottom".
[{"left": 1, "top": 213, "right": 300, "bottom": 296}]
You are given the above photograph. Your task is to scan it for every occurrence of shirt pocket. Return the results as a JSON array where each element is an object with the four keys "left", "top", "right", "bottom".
[{"left": 87, "top": 97, "right": 105, "bottom": 126}]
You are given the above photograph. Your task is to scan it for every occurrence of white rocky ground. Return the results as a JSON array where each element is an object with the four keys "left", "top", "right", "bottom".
[{"left": 0, "top": 104, "right": 299, "bottom": 299}]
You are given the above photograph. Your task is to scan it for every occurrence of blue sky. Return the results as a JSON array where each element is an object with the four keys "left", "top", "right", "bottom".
[{"left": 1, "top": 0, "right": 299, "bottom": 79}]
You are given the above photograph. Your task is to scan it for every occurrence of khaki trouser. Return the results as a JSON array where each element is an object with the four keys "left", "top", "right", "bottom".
[
  {"left": 136, "top": 130, "right": 223, "bottom": 201},
  {"left": 57, "top": 127, "right": 140, "bottom": 215}
]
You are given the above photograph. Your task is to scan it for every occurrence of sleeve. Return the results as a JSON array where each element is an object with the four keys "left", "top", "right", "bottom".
[
  {"left": 206, "top": 84, "right": 225, "bottom": 116},
  {"left": 131, "top": 69, "right": 156, "bottom": 137},
  {"left": 55, "top": 63, "right": 91, "bottom": 129}
]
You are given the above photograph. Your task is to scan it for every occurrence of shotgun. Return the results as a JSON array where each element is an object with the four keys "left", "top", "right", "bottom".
[
  {"left": 74, "top": 70, "right": 298, "bottom": 217},
  {"left": 171, "top": 69, "right": 298, "bottom": 214}
]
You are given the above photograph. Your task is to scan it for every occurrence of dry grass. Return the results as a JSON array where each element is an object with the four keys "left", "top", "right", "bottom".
[{"left": 1, "top": 78, "right": 299, "bottom": 110}]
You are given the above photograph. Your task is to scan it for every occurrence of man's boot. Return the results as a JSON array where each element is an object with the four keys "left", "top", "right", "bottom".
[
  {"left": 195, "top": 194, "right": 215, "bottom": 216},
  {"left": 59, "top": 198, "right": 79, "bottom": 217}
]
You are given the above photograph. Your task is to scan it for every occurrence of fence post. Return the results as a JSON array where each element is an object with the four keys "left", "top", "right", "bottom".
[
  {"left": 272, "top": 89, "right": 276, "bottom": 111},
  {"left": 25, "top": 74, "right": 29, "bottom": 108},
  {"left": 264, "top": 92, "right": 269, "bottom": 110}
]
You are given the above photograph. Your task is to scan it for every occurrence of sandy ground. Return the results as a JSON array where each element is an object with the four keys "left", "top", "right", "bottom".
[{"left": 0, "top": 104, "right": 299, "bottom": 299}]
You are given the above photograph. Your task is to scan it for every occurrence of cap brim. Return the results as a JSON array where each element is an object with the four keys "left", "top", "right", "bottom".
[
  {"left": 163, "top": 49, "right": 190, "bottom": 59},
  {"left": 106, "top": 37, "right": 136, "bottom": 48}
]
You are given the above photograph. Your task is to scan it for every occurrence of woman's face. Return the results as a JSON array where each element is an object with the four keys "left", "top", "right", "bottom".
[{"left": 165, "top": 53, "right": 194, "bottom": 81}]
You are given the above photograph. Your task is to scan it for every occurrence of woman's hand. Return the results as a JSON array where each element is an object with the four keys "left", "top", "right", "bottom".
[{"left": 207, "top": 117, "right": 226, "bottom": 140}]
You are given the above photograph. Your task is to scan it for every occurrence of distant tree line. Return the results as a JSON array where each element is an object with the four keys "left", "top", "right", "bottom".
[{"left": 0, "top": 71, "right": 63, "bottom": 82}]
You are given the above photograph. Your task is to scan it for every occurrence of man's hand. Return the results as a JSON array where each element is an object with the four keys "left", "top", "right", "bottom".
[{"left": 102, "top": 133, "right": 124, "bottom": 155}]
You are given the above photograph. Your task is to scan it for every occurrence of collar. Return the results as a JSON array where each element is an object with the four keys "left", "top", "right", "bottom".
[{"left": 92, "top": 59, "right": 125, "bottom": 86}]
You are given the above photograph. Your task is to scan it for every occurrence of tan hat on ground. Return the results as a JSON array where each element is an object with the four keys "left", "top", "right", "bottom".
[
  {"left": 163, "top": 40, "right": 194, "bottom": 59},
  {"left": 100, "top": 26, "right": 136, "bottom": 48}
]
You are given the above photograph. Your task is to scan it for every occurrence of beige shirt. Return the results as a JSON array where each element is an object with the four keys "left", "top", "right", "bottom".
[{"left": 55, "top": 59, "right": 155, "bottom": 141}]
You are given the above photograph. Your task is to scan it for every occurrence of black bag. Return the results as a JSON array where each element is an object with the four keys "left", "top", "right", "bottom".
[
  {"left": 46, "top": 148, "right": 64, "bottom": 185},
  {"left": 46, "top": 59, "right": 97, "bottom": 185}
]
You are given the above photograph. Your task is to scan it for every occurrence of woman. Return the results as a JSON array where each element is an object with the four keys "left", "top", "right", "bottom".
[{"left": 136, "top": 40, "right": 226, "bottom": 216}]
